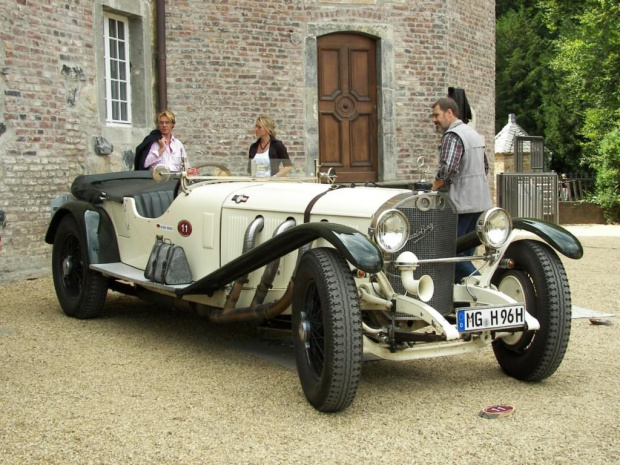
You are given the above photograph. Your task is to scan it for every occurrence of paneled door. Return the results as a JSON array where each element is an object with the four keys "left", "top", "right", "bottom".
[{"left": 317, "top": 33, "right": 378, "bottom": 183}]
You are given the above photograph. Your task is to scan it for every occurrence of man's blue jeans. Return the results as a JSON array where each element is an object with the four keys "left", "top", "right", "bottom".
[{"left": 455, "top": 212, "right": 481, "bottom": 283}]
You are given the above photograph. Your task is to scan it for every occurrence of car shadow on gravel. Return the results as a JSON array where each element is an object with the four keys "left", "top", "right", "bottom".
[
  {"left": 79, "top": 291, "right": 267, "bottom": 348},
  {"left": 93, "top": 291, "right": 514, "bottom": 382}
]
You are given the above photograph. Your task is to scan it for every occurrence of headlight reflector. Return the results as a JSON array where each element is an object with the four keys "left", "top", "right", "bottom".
[
  {"left": 476, "top": 208, "right": 512, "bottom": 249},
  {"left": 374, "top": 209, "right": 410, "bottom": 253}
]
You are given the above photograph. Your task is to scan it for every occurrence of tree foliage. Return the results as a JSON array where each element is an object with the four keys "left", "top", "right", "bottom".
[
  {"left": 495, "top": 6, "right": 548, "bottom": 136},
  {"left": 496, "top": 0, "right": 620, "bottom": 221}
]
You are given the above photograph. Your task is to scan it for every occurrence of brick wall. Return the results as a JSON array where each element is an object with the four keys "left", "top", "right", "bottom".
[
  {"left": 0, "top": 0, "right": 496, "bottom": 282},
  {"left": 0, "top": 0, "right": 97, "bottom": 280},
  {"left": 164, "top": 0, "right": 309, "bottom": 174},
  {"left": 164, "top": 0, "right": 495, "bottom": 180}
]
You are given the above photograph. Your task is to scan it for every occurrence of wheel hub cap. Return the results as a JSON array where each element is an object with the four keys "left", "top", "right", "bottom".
[
  {"left": 62, "top": 256, "right": 74, "bottom": 277},
  {"left": 298, "top": 312, "right": 311, "bottom": 344}
]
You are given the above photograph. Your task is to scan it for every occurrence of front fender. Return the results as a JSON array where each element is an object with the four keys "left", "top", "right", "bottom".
[
  {"left": 178, "top": 222, "right": 383, "bottom": 297},
  {"left": 512, "top": 218, "right": 583, "bottom": 259},
  {"left": 45, "top": 201, "right": 120, "bottom": 264},
  {"left": 456, "top": 217, "right": 583, "bottom": 259}
]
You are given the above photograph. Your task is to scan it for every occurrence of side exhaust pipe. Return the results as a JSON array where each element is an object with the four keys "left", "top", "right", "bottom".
[
  {"left": 212, "top": 219, "right": 313, "bottom": 323},
  {"left": 250, "top": 219, "right": 296, "bottom": 307},
  {"left": 209, "top": 281, "right": 294, "bottom": 323},
  {"left": 223, "top": 216, "right": 264, "bottom": 311}
]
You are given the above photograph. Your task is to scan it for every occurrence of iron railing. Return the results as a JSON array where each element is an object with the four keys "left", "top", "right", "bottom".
[
  {"left": 498, "top": 173, "right": 558, "bottom": 223},
  {"left": 560, "top": 176, "right": 595, "bottom": 201}
]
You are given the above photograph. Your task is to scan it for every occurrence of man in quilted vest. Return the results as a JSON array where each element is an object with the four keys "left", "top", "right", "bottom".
[{"left": 431, "top": 97, "right": 492, "bottom": 283}]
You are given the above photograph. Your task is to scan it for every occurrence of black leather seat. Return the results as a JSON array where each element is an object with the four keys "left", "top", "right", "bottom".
[{"left": 132, "top": 190, "right": 175, "bottom": 218}]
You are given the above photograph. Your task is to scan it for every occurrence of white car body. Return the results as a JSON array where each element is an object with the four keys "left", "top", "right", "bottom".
[{"left": 47, "top": 168, "right": 583, "bottom": 412}]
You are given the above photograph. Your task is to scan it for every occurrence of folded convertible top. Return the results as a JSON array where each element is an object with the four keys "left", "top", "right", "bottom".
[{"left": 71, "top": 171, "right": 178, "bottom": 203}]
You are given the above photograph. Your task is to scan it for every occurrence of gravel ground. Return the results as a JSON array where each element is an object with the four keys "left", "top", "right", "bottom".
[{"left": 1, "top": 227, "right": 619, "bottom": 464}]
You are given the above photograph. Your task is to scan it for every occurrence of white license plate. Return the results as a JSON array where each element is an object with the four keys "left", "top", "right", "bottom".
[{"left": 457, "top": 305, "right": 526, "bottom": 333}]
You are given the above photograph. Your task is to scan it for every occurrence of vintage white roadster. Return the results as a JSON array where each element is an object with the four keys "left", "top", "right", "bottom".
[{"left": 46, "top": 166, "right": 583, "bottom": 412}]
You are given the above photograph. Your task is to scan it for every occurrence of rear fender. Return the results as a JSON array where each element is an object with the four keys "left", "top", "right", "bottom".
[{"left": 45, "top": 201, "right": 120, "bottom": 264}]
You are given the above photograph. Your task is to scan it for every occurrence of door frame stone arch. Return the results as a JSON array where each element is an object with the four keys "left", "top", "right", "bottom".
[{"left": 304, "top": 24, "right": 395, "bottom": 181}]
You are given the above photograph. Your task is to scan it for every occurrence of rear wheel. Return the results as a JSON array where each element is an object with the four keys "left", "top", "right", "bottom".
[
  {"left": 292, "top": 248, "right": 362, "bottom": 412},
  {"left": 492, "top": 240, "right": 571, "bottom": 381},
  {"left": 52, "top": 215, "right": 108, "bottom": 318}
]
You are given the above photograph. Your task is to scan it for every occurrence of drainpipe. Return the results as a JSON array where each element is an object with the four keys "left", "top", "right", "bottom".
[{"left": 156, "top": 0, "right": 167, "bottom": 111}]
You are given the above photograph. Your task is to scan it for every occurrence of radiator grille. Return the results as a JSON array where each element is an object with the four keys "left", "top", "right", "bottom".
[{"left": 384, "top": 194, "right": 458, "bottom": 315}]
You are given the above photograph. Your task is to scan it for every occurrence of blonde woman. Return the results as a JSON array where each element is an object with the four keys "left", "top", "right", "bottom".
[{"left": 248, "top": 115, "right": 292, "bottom": 177}]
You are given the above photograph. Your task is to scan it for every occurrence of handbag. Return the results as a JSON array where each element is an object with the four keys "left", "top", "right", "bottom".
[{"left": 144, "top": 235, "right": 193, "bottom": 285}]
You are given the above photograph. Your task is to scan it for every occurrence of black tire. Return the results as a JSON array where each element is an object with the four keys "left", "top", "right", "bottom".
[
  {"left": 292, "top": 248, "right": 362, "bottom": 412},
  {"left": 492, "top": 240, "right": 571, "bottom": 381},
  {"left": 52, "top": 215, "right": 108, "bottom": 319}
]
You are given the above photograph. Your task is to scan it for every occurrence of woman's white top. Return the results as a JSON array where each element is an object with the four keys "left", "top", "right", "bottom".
[{"left": 253, "top": 149, "right": 271, "bottom": 177}]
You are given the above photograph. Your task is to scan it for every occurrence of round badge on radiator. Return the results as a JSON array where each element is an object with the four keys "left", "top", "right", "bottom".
[{"left": 178, "top": 220, "right": 192, "bottom": 237}]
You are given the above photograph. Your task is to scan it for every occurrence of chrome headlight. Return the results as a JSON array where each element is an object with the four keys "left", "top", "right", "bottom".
[
  {"left": 476, "top": 208, "right": 512, "bottom": 249},
  {"left": 374, "top": 209, "right": 410, "bottom": 253}
]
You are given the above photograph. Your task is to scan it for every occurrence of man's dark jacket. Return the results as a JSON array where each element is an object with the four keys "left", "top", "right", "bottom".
[
  {"left": 448, "top": 87, "right": 472, "bottom": 124},
  {"left": 134, "top": 129, "right": 162, "bottom": 170}
]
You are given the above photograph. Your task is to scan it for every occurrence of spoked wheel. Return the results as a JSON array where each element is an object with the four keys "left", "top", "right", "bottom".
[
  {"left": 190, "top": 163, "right": 232, "bottom": 177},
  {"left": 52, "top": 215, "right": 108, "bottom": 319},
  {"left": 492, "top": 240, "right": 571, "bottom": 381},
  {"left": 292, "top": 248, "right": 362, "bottom": 412}
]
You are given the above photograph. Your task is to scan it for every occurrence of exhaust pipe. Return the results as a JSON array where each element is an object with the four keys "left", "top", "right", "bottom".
[
  {"left": 250, "top": 219, "right": 296, "bottom": 307},
  {"left": 209, "top": 281, "right": 294, "bottom": 323},
  {"left": 211, "top": 242, "right": 312, "bottom": 323},
  {"left": 223, "top": 216, "right": 264, "bottom": 311},
  {"left": 211, "top": 220, "right": 315, "bottom": 323}
]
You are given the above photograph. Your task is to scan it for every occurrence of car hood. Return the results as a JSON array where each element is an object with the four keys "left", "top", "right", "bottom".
[{"left": 219, "top": 182, "right": 410, "bottom": 219}]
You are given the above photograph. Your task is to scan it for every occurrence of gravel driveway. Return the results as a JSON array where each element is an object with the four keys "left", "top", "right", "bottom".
[{"left": 1, "top": 226, "right": 618, "bottom": 464}]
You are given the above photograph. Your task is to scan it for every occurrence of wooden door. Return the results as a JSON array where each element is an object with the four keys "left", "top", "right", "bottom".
[{"left": 317, "top": 33, "right": 378, "bottom": 183}]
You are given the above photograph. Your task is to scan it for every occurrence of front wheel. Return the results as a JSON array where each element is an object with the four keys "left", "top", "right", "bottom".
[
  {"left": 52, "top": 215, "right": 108, "bottom": 319},
  {"left": 492, "top": 240, "right": 571, "bottom": 381},
  {"left": 292, "top": 248, "right": 362, "bottom": 412}
]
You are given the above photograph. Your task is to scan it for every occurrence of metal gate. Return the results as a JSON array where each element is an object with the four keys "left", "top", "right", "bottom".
[
  {"left": 514, "top": 136, "right": 545, "bottom": 172},
  {"left": 497, "top": 173, "right": 558, "bottom": 223}
]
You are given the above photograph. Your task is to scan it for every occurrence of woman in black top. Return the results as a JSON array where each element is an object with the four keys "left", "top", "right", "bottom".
[{"left": 248, "top": 115, "right": 292, "bottom": 177}]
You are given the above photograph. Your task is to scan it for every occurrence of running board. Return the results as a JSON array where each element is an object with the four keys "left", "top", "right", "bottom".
[{"left": 90, "top": 262, "right": 192, "bottom": 293}]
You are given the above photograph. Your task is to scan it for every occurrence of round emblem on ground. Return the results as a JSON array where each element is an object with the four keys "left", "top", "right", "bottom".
[
  {"left": 178, "top": 220, "right": 192, "bottom": 237},
  {"left": 479, "top": 404, "right": 515, "bottom": 419}
]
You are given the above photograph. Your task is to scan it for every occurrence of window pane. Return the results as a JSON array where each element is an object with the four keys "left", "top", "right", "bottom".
[
  {"left": 109, "top": 39, "right": 117, "bottom": 59},
  {"left": 117, "top": 22, "right": 125, "bottom": 41},
  {"left": 120, "top": 102, "right": 127, "bottom": 121},
  {"left": 112, "top": 101, "right": 120, "bottom": 120},
  {"left": 119, "top": 62, "right": 126, "bottom": 81},
  {"left": 110, "top": 60, "right": 118, "bottom": 80},
  {"left": 108, "top": 18, "right": 117, "bottom": 39},
  {"left": 118, "top": 43, "right": 125, "bottom": 61},
  {"left": 120, "top": 81, "right": 127, "bottom": 100},
  {"left": 111, "top": 80, "right": 119, "bottom": 100}
]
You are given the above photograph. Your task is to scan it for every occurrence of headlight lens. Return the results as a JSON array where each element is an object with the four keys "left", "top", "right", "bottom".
[
  {"left": 374, "top": 209, "right": 410, "bottom": 253},
  {"left": 476, "top": 208, "right": 512, "bottom": 249}
]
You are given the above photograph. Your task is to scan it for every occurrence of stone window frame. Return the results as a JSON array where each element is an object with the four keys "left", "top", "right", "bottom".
[
  {"left": 304, "top": 24, "right": 396, "bottom": 181},
  {"left": 95, "top": 1, "right": 154, "bottom": 130},
  {"left": 103, "top": 12, "right": 132, "bottom": 124}
]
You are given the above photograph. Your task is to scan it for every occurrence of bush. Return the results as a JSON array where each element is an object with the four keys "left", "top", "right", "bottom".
[{"left": 587, "top": 121, "right": 620, "bottom": 222}]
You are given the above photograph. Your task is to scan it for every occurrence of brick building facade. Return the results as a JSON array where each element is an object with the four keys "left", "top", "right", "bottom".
[{"left": 0, "top": 0, "right": 495, "bottom": 282}]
